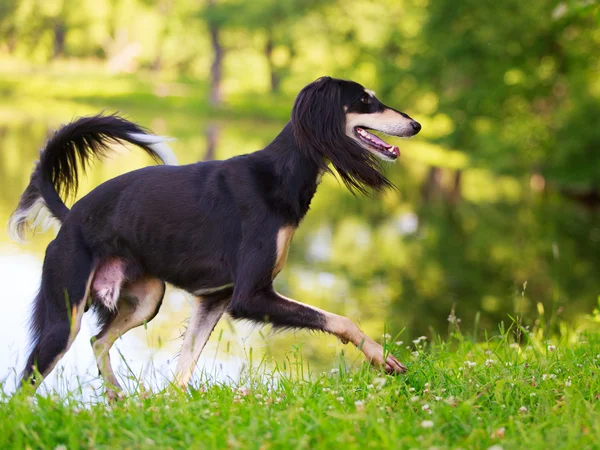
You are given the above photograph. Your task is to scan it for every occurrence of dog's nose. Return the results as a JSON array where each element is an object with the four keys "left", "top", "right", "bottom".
[{"left": 411, "top": 121, "right": 421, "bottom": 134}]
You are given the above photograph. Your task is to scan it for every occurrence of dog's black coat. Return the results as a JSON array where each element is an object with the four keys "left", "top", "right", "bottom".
[{"left": 12, "top": 77, "right": 420, "bottom": 384}]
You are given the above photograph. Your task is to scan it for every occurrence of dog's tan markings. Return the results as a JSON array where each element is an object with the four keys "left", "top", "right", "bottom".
[
  {"left": 40, "top": 271, "right": 95, "bottom": 380},
  {"left": 92, "top": 277, "right": 164, "bottom": 400},
  {"left": 273, "top": 226, "right": 295, "bottom": 278},
  {"left": 323, "top": 312, "right": 407, "bottom": 374},
  {"left": 175, "top": 298, "right": 229, "bottom": 388},
  {"left": 275, "top": 294, "right": 406, "bottom": 374}
]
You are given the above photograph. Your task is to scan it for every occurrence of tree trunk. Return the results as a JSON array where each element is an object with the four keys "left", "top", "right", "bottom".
[
  {"left": 265, "top": 33, "right": 280, "bottom": 93},
  {"left": 448, "top": 169, "right": 462, "bottom": 204},
  {"left": 52, "top": 19, "right": 66, "bottom": 59},
  {"left": 421, "top": 166, "right": 443, "bottom": 203},
  {"left": 204, "top": 123, "right": 219, "bottom": 161},
  {"left": 208, "top": 0, "right": 223, "bottom": 106}
]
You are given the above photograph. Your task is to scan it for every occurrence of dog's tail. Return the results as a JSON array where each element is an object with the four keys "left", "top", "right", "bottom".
[{"left": 8, "top": 113, "right": 177, "bottom": 243}]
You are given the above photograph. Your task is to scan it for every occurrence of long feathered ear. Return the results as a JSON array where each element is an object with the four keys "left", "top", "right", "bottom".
[{"left": 291, "top": 77, "right": 393, "bottom": 195}]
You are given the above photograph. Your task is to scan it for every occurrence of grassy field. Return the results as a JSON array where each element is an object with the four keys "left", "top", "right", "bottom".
[{"left": 2, "top": 326, "right": 599, "bottom": 450}]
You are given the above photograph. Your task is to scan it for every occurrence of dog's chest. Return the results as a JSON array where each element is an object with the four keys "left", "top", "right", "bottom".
[{"left": 273, "top": 226, "right": 296, "bottom": 278}]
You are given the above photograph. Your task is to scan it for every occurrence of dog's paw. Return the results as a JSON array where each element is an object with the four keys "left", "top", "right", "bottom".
[
  {"left": 106, "top": 387, "right": 125, "bottom": 403},
  {"left": 363, "top": 341, "right": 407, "bottom": 375},
  {"left": 383, "top": 353, "right": 407, "bottom": 375}
]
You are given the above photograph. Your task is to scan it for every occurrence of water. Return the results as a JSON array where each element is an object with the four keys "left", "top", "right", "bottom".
[{"left": 1, "top": 103, "right": 599, "bottom": 397}]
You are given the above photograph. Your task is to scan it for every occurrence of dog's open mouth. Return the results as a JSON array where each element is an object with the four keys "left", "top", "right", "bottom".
[{"left": 354, "top": 127, "right": 399, "bottom": 160}]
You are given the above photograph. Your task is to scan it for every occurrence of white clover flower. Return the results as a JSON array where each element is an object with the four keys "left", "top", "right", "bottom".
[
  {"left": 382, "top": 333, "right": 392, "bottom": 340},
  {"left": 465, "top": 361, "right": 477, "bottom": 368},
  {"left": 519, "top": 406, "right": 528, "bottom": 413},
  {"left": 422, "top": 404, "right": 430, "bottom": 411},
  {"left": 373, "top": 377, "right": 387, "bottom": 388},
  {"left": 565, "top": 377, "right": 572, "bottom": 387},
  {"left": 354, "top": 400, "right": 364, "bottom": 407},
  {"left": 330, "top": 368, "right": 340, "bottom": 375},
  {"left": 547, "top": 345, "right": 556, "bottom": 352},
  {"left": 485, "top": 359, "right": 495, "bottom": 367},
  {"left": 421, "top": 420, "right": 434, "bottom": 429},
  {"left": 395, "top": 341, "right": 403, "bottom": 346},
  {"left": 410, "top": 396, "right": 419, "bottom": 403}
]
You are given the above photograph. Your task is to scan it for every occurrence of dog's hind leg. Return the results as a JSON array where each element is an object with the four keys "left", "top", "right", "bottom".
[
  {"left": 91, "top": 277, "right": 165, "bottom": 400},
  {"left": 175, "top": 291, "right": 231, "bottom": 389},
  {"left": 21, "top": 239, "right": 93, "bottom": 386}
]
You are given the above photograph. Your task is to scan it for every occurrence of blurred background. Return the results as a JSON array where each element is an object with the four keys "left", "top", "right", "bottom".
[{"left": 0, "top": 0, "right": 600, "bottom": 393}]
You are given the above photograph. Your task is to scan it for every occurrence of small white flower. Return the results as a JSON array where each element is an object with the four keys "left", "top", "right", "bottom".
[
  {"left": 547, "top": 345, "right": 556, "bottom": 352},
  {"left": 488, "top": 445, "right": 505, "bottom": 450},
  {"left": 422, "top": 404, "right": 430, "bottom": 411},
  {"left": 373, "top": 377, "right": 387, "bottom": 388},
  {"left": 542, "top": 374, "right": 548, "bottom": 381},
  {"left": 424, "top": 382, "right": 430, "bottom": 387},
  {"left": 377, "top": 417, "right": 384, "bottom": 423},
  {"left": 519, "top": 406, "right": 528, "bottom": 413},
  {"left": 421, "top": 420, "right": 434, "bottom": 429},
  {"left": 330, "top": 368, "right": 340, "bottom": 375},
  {"left": 510, "top": 343, "right": 519, "bottom": 349},
  {"left": 435, "top": 396, "right": 442, "bottom": 401},
  {"left": 410, "top": 396, "right": 419, "bottom": 403},
  {"left": 485, "top": 359, "right": 495, "bottom": 367},
  {"left": 322, "top": 388, "right": 330, "bottom": 392},
  {"left": 382, "top": 333, "right": 392, "bottom": 340},
  {"left": 409, "top": 387, "right": 416, "bottom": 392},
  {"left": 336, "top": 396, "right": 344, "bottom": 401},
  {"left": 465, "top": 361, "right": 477, "bottom": 368},
  {"left": 354, "top": 400, "right": 364, "bottom": 407},
  {"left": 530, "top": 393, "right": 536, "bottom": 397},
  {"left": 565, "top": 377, "right": 572, "bottom": 387},
  {"left": 550, "top": 374, "right": 557, "bottom": 379},
  {"left": 367, "top": 384, "right": 374, "bottom": 390},
  {"left": 395, "top": 341, "right": 403, "bottom": 346},
  {"left": 412, "top": 351, "right": 419, "bottom": 357}
]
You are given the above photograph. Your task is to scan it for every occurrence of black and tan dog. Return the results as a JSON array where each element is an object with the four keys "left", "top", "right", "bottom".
[{"left": 10, "top": 76, "right": 421, "bottom": 397}]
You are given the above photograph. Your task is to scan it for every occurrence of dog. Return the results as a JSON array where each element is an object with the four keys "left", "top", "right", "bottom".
[{"left": 9, "top": 76, "right": 421, "bottom": 397}]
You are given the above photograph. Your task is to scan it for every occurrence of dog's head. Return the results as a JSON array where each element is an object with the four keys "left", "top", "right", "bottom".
[{"left": 291, "top": 76, "right": 421, "bottom": 193}]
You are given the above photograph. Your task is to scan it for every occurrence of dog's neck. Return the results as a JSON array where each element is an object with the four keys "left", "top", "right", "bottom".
[{"left": 253, "top": 122, "right": 322, "bottom": 225}]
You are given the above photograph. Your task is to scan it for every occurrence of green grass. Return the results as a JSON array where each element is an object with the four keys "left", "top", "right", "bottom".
[{"left": 2, "top": 327, "right": 600, "bottom": 450}]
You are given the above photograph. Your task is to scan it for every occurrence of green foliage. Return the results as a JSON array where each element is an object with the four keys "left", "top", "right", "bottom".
[{"left": 2, "top": 328, "right": 600, "bottom": 449}]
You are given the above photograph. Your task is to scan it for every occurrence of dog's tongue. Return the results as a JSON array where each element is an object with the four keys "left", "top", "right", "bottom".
[{"left": 367, "top": 131, "right": 392, "bottom": 149}]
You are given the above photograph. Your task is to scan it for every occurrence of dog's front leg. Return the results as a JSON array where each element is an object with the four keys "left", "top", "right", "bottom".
[{"left": 229, "top": 280, "right": 406, "bottom": 374}]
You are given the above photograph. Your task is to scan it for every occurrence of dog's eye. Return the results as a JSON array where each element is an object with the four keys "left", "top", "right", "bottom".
[{"left": 360, "top": 94, "right": 371, "bottom": 104}]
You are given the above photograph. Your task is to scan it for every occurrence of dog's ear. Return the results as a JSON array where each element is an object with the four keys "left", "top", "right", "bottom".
[{"left": 291, "top": 76, "right": 343, "bottom": 156}]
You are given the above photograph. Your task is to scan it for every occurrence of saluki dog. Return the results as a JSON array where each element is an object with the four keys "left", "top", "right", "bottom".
[{"left": 10, "top": 76, "right": 421, "bottom": 398}]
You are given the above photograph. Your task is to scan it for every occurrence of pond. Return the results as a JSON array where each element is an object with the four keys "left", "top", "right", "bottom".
[{"left": 1, "top": 99, "right": 599, "bottom": 397}]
